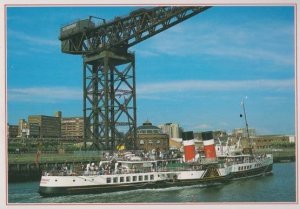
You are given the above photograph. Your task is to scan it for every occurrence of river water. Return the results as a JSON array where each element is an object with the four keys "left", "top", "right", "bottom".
[{"left": 8, "top": 162, "right": 296, "bottom": 203}]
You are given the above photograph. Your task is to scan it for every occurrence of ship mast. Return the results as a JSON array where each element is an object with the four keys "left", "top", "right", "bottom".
[{"left": 240, "top": 97, "right": 252, "bottom": 154}]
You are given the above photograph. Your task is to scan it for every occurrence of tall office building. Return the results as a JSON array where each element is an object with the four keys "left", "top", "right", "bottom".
[
  {"left": 28, "top": 111, "right": 61, "bottom": 138},
  {"left": 158, "top": 123, "right": 183, "bottom": 139}
]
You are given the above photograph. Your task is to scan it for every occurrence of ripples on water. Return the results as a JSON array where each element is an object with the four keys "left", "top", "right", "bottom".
[{"left": 8, "top": 162, "right": 296, "bottom": 203}]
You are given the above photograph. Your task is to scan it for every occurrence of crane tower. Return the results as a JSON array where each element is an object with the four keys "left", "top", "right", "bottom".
[{"left": 59, "top": 6, "right": 211, "bottom": 150}]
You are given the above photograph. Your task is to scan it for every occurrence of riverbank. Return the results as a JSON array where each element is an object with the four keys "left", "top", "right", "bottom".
[
  {"left": 255, "top": 148, "right": 295, "bottom": 162},
  {"left": 8, "top": 151, "right": 103, "bottom": 182}
]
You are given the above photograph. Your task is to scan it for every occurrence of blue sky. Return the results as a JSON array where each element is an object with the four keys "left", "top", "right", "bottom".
[{"left": 6, "top": 6, "right": 295, "bottom": 135}]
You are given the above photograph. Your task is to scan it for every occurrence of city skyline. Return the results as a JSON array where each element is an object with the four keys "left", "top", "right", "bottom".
[{"left": 6, "top": 6, "right": 295, "bottom": 135}]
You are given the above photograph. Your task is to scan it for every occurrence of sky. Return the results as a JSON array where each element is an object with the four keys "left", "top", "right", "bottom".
[{"left": 6, "top": 5, "right": 295, "bottom": 135}]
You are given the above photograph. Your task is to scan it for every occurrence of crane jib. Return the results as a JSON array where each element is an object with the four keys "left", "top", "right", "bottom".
[{"left": 59, "top": 6, "right": 211, "bottom": 55}]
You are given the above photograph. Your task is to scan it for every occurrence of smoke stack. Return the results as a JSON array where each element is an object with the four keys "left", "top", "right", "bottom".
[
  {"left": 201, "top": 131, "right": 216, "bottom": 159},
  {"left": 182, "top": 131, "right": 195, "bottom": 162}
]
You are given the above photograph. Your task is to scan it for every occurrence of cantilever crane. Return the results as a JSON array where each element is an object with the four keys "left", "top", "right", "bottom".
[{"left": 59, "top": 6, "right": 211, "bottom": 150}]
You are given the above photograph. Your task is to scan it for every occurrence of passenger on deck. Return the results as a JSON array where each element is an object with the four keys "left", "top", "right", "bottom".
[
  {"left": 90, "top": 163, "right": 95, "bottom": 171},
  {"left": 86, "top": 163, "right": 90, "bottom": 172}
]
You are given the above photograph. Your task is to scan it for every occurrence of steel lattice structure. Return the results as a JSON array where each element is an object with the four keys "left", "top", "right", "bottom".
[
  {"left": 83, "top": 51, "right": 136, "bottom": 150},
  {"left": 59, "top": 6, "right": 211, "bottom": 150}
]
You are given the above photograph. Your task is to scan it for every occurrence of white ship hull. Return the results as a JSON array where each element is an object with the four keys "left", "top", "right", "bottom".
[
  {"left": 219, "top": 153, "right": 273, "bottom": 179},
  {"left": 39, "top": 164, "right": 232, "bottom": 196}
]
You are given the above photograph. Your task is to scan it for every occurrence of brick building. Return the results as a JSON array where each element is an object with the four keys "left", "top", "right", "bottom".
[
  {"left": 136, "top": 120, "right": 169, "bottom": 152},
  {"left": 253, "top": 135, "right": 291, "bottom": 149},
  {"left": 61, "top": 117, "right": 84, "bottom": 141}
]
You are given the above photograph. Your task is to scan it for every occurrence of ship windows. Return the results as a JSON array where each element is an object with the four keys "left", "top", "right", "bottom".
[
  {"left": 126, "top": 176, "right": 131, "bottom": 182},
  {"left": 150, "top": 175, "right": 154, "bottom": 180},
  {"left": 139, "top": 176, "right": 143, "bottom": 181},
  {"left": 144, "top": 175, "right": 148, "bottom": 181},
  {"left": 133, "top": 176, "right": 137, "bottom": 182},
  {"left": 113, "top": 177, "right": 118, "bottom": 183},
  {"left": 106, "top": 178, "right": 111, "bottom": 183},
  {"left": 120, "top": 177, "right": 124, "bottom": 183}
]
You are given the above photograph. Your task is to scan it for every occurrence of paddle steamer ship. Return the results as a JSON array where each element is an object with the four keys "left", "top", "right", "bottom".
[{"left": 39, "top": 132, "right": 232, "bottom": 197}]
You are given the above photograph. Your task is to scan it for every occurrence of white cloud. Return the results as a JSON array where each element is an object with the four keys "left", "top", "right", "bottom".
[
  {"left": 137, "top": 79, "right": 294, "bottom": 95},
  {"left": 137, "top": 19, "right": 294, "bottom": 66},
  {"left": 8, "top": 79, "right": 293, "bottom": 103},
  {"left": 8, "top": 87, "right": 81, "bottom": 103},
  {"left": 8, "top": 30, "right": 59, "bottom": 47},
  {"left": 193, "top": 123, "right": 211, "bottom": 130}
]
